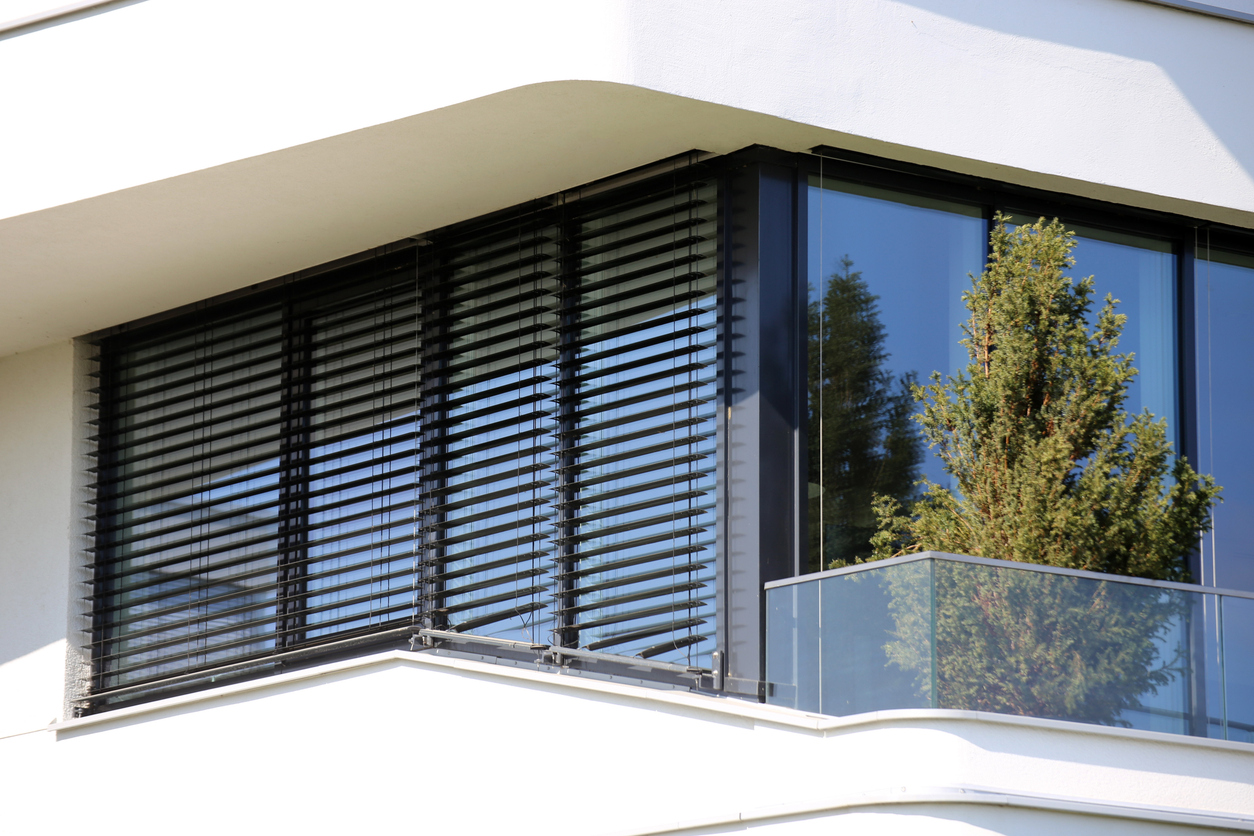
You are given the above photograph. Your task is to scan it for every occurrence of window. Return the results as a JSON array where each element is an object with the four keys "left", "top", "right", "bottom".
[
  {"left": 806, "top": 178, "right": 985, "bottom": 571},
  {"left": 86, "top": 164, "right": 721, "bottom": 710},
  {"left": 1196, "top": 247, "right": 1254, "bottom": 591},
  {"left": 802, "top": 148, "right": 1252, "bottom": 590},
  {"left": 806, "top": 176, "right": 1181, "bottom": 572},
  {"left": 83, "top": 146, "right": 1254, "bottom": 713}
]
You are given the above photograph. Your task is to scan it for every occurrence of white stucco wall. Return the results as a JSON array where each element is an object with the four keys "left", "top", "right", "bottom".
[
  {"left": 3, "top": 3, "right": 1254, "bottom": 832},
  {"left": 3, "top": 0, "right": 1252, "bottom": 222},
  {"left": 1, "top": 0, "right": 1253, "bottom": 357},
  {"left": 0, "top": 343, "right": 75, "bottom": 738},
  {"left": 2, "top": 652, "right": 1251, "bottom": 835}
]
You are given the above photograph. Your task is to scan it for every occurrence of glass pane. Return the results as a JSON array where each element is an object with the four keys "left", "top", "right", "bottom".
[
  {"left": 563, "top": 183, "right": 720, "bottom": 668},
  {"left": 807, "top": 177, "right": 985, "bottom": 571},
  {"left": 1069, "top": 228, "right": 1177, "bottom": 438},
  {"left": 767, "top": 557, "right": 1223, "bottom": 734},
  {"left": 1196, "top": 252, "right": 1254, "bottom": 592},
  {"left": 1197, "top": 593, "right": 1227, "bottom": 740},
  {"left": 102, "top": 310, "right": 284, "bottom": 688},
  {"left": 1220, "top": 595, "right": 1254, "bottom": 742},
  {"left": 819, "top": 560, "right": 933, "bottom": 715},
  {"left": 765, "top": 579, "right": 820, "bottom": 711},
  {"left": 439, "top": 235, "right": 559, "bottom": 645},
  {"left": 930, "top": 560, "right": 1192, "bottom": 731},
  {"left": 304, "top": 286, "right": 422, "bottom": 641}
]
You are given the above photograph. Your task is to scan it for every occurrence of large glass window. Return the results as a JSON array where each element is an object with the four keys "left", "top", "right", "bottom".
[
  {"left": 1196, "top": 250, "right": 1254, "bottom": 592},
  {"left": 807, "top": 177, "right": 1180, "bottom": 574},
  {"left": 806, "top": 177, "right": 985, "bottom": 571},
  {"left": 86, "top": 149, "right": 1254, "bottom": 713},
  {"left": 88, "top": 169, "right": 720, "bottom": 710},
  {"left": 1063, "top": 226, "right": 1178, "bottom": 437}
]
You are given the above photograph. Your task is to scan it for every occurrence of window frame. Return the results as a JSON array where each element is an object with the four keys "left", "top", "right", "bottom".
[{"left": 79, "top": 145, "right": 1254, "bottom": 715}]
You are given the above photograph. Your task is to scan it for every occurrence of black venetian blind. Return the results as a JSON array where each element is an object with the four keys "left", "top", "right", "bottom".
[{"left": 87, "top": 164, "right": 720, "bottom": 709}]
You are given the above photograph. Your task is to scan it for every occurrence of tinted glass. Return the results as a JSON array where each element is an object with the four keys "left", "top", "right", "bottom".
[
  {"left": 564, "top": 183, "right": 720, "bottom": 666},
  {"left": 1221, "top": 595, "right": 1254, "bottom": 742},
  {"left": 807, "top": 177, "right": 1183, "bottom": 575},
  {"left": 807, "top": 177, "right": 985, "bottom": 571},
  {"left": 1068, "top": 228, "right": 1177, "bottom": 438},
  {"left": 1196, "top": 252, "right": 1254, "bottom": 592}
]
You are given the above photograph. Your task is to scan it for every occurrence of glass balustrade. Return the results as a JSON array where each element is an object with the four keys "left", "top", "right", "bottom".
[{"left": 766, "top": 552, "right": 1254, "bottom": 741}]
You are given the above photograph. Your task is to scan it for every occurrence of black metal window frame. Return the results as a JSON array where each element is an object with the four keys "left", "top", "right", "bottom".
[
  {"left": 81, "top": 144, "right": 1254, "bottom": 715},
  {"left": 84, "top": 154, "right": 729, "bottom": 712}
]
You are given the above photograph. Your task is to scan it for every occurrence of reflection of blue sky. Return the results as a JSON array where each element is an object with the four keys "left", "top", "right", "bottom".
[
  {"left": 435, "top": 240, "right": 560, "bottom": 647},
  {"left": 1069, "top": 233, "right": 1176, "bottom": 440},
  {"left": 811, "top": 180, "right": 1183, "bottom": 496},
  {"left": 1197, "top": 256, "right": 1254, "bottom": 592},
  {"left": 809, "top": 179, "right": 984, "bottom": 489},
  {"left": 566, "top": 187, "right": 720, "bottom": 667},
  {"left": 100, "top": 182, "right": 727, "bottom": 677},
  {"left": 571, "top": 299, "right": 718, "bottom": 663}
]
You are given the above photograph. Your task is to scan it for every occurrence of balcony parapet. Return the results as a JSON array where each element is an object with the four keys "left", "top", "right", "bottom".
[{"left": 766, "top": 552, "right": 1254, "bottom": 741}]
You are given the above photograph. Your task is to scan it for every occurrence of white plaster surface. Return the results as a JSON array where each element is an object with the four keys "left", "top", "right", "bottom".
[
  {"left": 3, "top": 3, "right": 1254, "bottom": 831},
  {"left": 0, "top": 343, "right": 74, "bottom": 737},
  {"left": 2, "top": 0, "right": 1252, "bottom": 221},
  {"left": 2, "top": 653, "right": 1252, "bottom": 835},
  {"left": 1, "top": 0, "right": 1253, "bottom": 356}
]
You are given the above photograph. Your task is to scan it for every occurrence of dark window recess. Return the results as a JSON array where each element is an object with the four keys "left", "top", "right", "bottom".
[{"left": 85, "top": 167, "right": 721, "bottom": 710}]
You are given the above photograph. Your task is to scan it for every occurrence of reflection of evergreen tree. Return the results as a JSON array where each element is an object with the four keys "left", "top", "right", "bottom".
[{"left": 808, "top": 257, "right": 922, "bottom": 571}]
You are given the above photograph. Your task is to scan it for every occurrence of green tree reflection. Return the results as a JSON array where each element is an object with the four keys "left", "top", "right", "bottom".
[{"left": 808, "top": 257, "right": 922, "bottom": 572}]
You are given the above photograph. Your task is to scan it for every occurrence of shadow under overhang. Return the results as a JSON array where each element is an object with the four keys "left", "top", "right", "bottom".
[{"left": 3, "top": 79, "right": 1253, "bottom": 359}]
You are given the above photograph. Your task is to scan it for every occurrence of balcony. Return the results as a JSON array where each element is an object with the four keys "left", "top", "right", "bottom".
[{"left": 766, "top": 552, "right": 1254, "bottom": 741}]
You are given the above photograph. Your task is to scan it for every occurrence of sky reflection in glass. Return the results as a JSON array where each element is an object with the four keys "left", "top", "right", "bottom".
[
  {"left": 1196, "top": 252, "right": 1254, "bottom": 592},
  {"left": 807, "top": 177, "right": 983, "bottom": 569},
  {"left": 808, "top": 177, "right": 1179, "bottom": 572}
]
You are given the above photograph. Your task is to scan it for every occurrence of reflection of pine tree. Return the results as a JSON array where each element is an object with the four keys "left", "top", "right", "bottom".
[{"left": 808, "top": 257, "right": 922, "bottom": 571}]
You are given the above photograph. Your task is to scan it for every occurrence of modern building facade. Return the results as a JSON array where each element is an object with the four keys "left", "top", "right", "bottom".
[{"left": 3, "top": 1, "right": 1254, "bottom": 833}]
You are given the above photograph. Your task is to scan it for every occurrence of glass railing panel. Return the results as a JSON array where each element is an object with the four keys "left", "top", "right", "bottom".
[
  {"left": 1195, "top": 594, "right": 1227, "bottom": 741},
  {"left": 818, "top": 561, "right": 932, "bottom": 716},
  {"left": 766, "top": 559, "right": 932, "bottom": 715},
  {"left": 765, "top": 575, "right": 819, "bottom": 711},
  {"left": 1221, "top": 595, "right": 1254, "bottom": 743},
  {"left": 766, "top": 554, "right": 1254, "bottom": 740},
  {"left": 930, "top": 560, "right": 1193, "bottom": 732}
]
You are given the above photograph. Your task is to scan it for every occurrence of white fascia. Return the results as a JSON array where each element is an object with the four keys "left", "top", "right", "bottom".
[{"left": 2, "top": 0, "right": 1254, "bottom": 357}]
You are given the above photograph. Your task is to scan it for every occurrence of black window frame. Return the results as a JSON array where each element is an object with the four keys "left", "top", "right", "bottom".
[{"left": 79, "top": 144, "right": 1254, "bottom": 715}]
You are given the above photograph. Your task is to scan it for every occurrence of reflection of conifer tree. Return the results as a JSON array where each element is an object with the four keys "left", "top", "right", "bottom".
[{"left": 808, "top": 256, "right": 922, "bottom": 571}]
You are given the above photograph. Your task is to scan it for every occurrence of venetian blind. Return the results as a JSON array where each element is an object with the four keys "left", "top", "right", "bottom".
[{"left": 87, "top": 165, "right": 719, "bottom": 709}]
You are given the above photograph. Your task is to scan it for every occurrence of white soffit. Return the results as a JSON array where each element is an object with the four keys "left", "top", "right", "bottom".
[{"left": 1, "top": 80, "right": 1253, "bottom": 359}]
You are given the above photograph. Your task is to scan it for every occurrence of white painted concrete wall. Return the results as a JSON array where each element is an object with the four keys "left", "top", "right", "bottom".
[
  {"left": 3, "top": 0, "right": 1253, "bottom": 222},
  {"left": 0, "top": 343, "right": 76, "bottom": 739},
  {"left": 3, "top": 652, "right": 1252, "bottom": 835},
  {"left": 3, "top": 2, "right": 1254, "bottom": 832},
  {"left": 1, "top": 0, "right": 1254, "bottom": 356}
]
